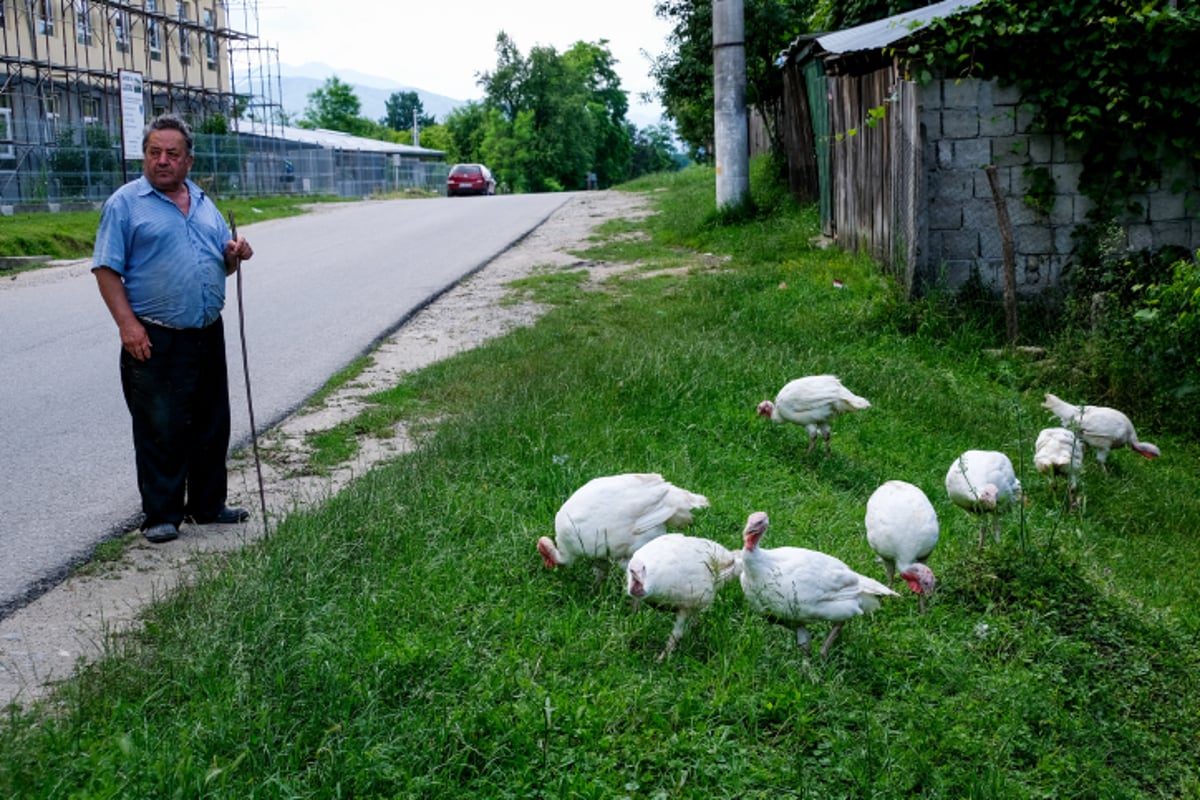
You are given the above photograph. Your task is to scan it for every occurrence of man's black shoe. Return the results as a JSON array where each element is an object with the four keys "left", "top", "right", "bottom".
[
  {"left": 187, "top": 507, "right": 250, "bottom": 525},
  {"left": 143, "top": 523, "right": 179, "bottom": 543}
]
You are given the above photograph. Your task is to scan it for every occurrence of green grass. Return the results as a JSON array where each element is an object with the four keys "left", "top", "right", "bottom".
[
  {"left": 2, "top": 167, "right": 1199, "bottom": 798},
  {"left": 0, "top": 194, "right": 353, "bottom": 260}
]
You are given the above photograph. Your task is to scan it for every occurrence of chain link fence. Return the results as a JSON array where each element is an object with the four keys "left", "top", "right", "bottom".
[{"left": 1, "top": 123, "right": 449, "bottom": 210}]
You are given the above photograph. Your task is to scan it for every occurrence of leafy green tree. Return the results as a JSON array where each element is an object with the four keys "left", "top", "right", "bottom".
[
  {"left": 629, "top": 122, "right": 680, "bottom": 177},
  {"left": 411, "top": 123, "right": 453, "bottom": 155},
  {"left": 809, "top": 0, "right": 931, "bottom": 30},
  {"left": 302, "top": 76, "right": 368, "bottom": 135},
  {"left": 479, "top": 32, "right": 529, "bottom": 123},
  {"left": 443, "top": 100, "right": 493, "bottom": 164},
  {"left": 563, "top": 40, "right": 632, "bottom": 187},
  {"left": 473, "top": 34, "right": 634, "bottom": 191},
  {"left": 382, "top": 90, "right": 437, "bottom": 132},
  {"left": 650, "top": 0, "right": 817, "bottom": 155}
]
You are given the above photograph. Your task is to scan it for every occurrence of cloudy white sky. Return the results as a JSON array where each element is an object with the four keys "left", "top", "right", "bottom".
[{"left": 245, "top": 0, "right": 676, "bottom": 124}]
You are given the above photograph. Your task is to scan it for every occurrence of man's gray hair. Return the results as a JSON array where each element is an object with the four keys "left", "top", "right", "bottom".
[{"left": 142, "top": 113, "right": 195, "bottom": 156}]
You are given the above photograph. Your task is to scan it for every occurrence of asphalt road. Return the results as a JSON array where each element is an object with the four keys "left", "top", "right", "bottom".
[{"left": 0, "top": 191, "right": 572, "bottom": 616}]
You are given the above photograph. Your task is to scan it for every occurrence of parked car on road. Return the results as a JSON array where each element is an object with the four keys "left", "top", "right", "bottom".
[{"left": 446, "top": 163, "right": 497, "bottom": 196}]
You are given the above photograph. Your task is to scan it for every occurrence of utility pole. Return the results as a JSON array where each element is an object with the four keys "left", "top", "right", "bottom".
[
  {"left": 413, "top": 108, "right": 420, "bottom": 148},
  {"left": 712, "top": 0, "right": 749, "bottom": 209}
]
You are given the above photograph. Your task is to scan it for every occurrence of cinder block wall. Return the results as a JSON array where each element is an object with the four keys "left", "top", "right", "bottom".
[{"left": 916, "top": 78, "right": 1200, "bottom": 294}]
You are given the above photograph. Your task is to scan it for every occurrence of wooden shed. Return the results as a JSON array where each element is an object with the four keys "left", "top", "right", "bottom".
[
  {"left": 779, "top": 0, "right": 983, "bottom": 297},
  {"left": 778, "top": 0, "right": 1200, "bottom": 299}
]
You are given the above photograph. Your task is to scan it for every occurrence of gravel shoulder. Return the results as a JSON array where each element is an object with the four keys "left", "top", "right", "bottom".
[{"left": 0, "top": 189, "right": 653, "bottom": 709}]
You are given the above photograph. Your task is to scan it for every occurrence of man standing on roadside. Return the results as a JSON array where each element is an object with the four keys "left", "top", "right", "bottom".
[{"left": 92, "top": 113, "right": 254, "bottom": 543}]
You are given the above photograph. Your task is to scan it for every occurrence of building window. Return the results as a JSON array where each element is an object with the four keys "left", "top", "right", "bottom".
[
  {"left": 177, "top": 1, "right": 191, "bottom": 63},
  {"left": 44, "top": 94, "right": 61, "bottom": 139},
  {"left": 81, "top": 96, "right": 100, "bottom": 124},
  {"left": 114, "top": 8, "right": 130, "bottom": 52},
  {"left": 203, "top": 8, "right": 216, "bottom": 68},
  {"left": 74, "top": 0, "right": 94, "bottom": 45},
  {"left": 147, "top": 0, "right": 161, "bottom": 60},
  {"left": 0, "top": 102, "right": 14, "bottom": 161},
  {"left": 36, "top": 0, "right": 55, "bottom": 35}
]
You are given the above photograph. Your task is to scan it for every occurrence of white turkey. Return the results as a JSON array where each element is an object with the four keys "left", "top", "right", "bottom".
[
  {"left": 738, "top": 511, "right": 898, "bottom": 658},
  {"left": 757, "top": 374, "right": 871, "bottom": 454},
  {"left": 864, "top": 480, "right": 939, "bottom": 614},
  {"left": 537, "top": 473, "right": 709, "bottom": 587},
  {"left": 625, "top": 534, "right": 740, "bottom": 661},
  {"left": 1034, "top": 426, "right": 1084, "bottom": 506},
  {"left": 944, "top": 450, "right": 1023, "bottom": 549},
  {"left": 1041, "top": 393, "right": 1160, "bottom": 468}
]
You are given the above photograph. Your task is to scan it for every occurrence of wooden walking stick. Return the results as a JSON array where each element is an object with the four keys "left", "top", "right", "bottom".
[{"left": 228, "top": 211, "right": 270, "bottom": 533}]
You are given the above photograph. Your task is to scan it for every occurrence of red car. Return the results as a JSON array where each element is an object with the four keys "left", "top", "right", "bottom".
[{"left": 446, "top": 163, "right": 497, "bottom": 196}]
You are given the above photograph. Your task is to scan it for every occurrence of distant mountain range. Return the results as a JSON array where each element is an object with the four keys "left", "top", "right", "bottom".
[
  {"left": 272, "top": 62, "right": 471, "bottom": 125},
  {"left": 267, "top": 62, "right": 663, "bottom": 130}
]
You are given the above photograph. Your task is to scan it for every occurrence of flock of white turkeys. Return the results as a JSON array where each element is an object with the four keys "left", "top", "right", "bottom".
[{"left": 536, "top": 375, "right": 1160, "bottom": 660}]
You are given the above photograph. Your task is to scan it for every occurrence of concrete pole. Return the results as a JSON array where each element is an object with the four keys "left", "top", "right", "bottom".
[{"left": 712, "top": 0, "right": 749, "bottom": 209}]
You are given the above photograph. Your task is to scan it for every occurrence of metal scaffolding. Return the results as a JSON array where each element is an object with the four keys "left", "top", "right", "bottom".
[
  {"left": 1, "top": 1, "right": 446, "bottom": 209},
  {"left": 0, "top": 0, "right": 265, "bottom": 206}
]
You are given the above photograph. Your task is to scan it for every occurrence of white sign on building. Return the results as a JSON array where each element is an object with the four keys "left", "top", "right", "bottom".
[{"left": 118, "top": 70, "right": 145, "bottom": 160}]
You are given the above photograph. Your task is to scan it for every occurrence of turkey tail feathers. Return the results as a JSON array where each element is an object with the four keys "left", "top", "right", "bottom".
[{"left": 843, "top": 393, "right": 871, "bottom": 411}]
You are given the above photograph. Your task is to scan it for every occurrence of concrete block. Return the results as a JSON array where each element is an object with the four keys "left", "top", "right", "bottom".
[
  {"left": 1049, "top": 194, "right": 1075, "bottom": 227},
  {"left": 963, "top": 197, "right": 998, "bottom": 230},
  {"left": 929, "top": 203, "right": 963, "bottom": 229},
  {"left": 922, "top": 80, "right": 946, "bottom": 110},
  {"left": 975, "top": 258, "right": 1004, "bottom": 291},
  {"left": 1127, "top": 224, "right": 1154, "bottom": 250},
  {"left": 992, "top": 136, "right": 1030, "bottom": 167},
  {"left": 973, "top": 169, "right": 996, "bottom": 199},
  {"left": 942, "top": 109, "right": 980, "bottom": 138},
  {"left": 952, "top": 139, "right": 992, "bottom": 170},
  {"left": 1016, "top": 103, "right": 1040, "bottom": 133},
  {"left": 920, "top": 109, "right": 942, "bottom": 138},
  {"left": 1149, "top": 191, "right": 1187, "bottom": 222},
  {"left": 1014, "top": 224, "right": 1053, "bottom": 254},
  {"left": 943, "top": 79, "right": 979, "bottom": 109},
  {"left": 1021, "top": 254, "right": 1050, "bottom": 288},
  {"left": 936, "top": 140, "right": 954, "bottom": 169},
  {"left": 1027, "top": 134, "right": 1054, "bottom": 164},
  {"left": 979, "top": 223, "right": 1005, "bottom": 259},
  {"left": 1055, "top": 224, "right": 1080, "bottom": 254},
  {"left": 990, "top": 81, "right": 1024, "bottom": 106},
  {"left": 932, "top": 171, "right": 975, "bottom": 203},
  {"left": 1153, "top": 221, "right": 1194, "bottom": 250},
  {"left": 1050, "top": 162, "right": 1084, "bottom": 194},
  {"left": 979, "top": 109, "right": 1017, "bottom": 137},
  {"left": 938, "top": 259, "right": 977, "bottom": 291},
  {"left": 1007, "top": 197, "right": 1042, "bottom": 227},
  {"left": 942, "top": 228, "right": 981, "bottom": 259}
]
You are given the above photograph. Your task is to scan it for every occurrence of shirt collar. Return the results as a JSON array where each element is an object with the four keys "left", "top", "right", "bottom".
[{"left": 136, "top": 175, "right": 205, "bottom": 205}]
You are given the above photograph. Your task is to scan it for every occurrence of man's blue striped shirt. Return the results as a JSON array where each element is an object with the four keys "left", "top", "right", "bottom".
[{"left": 93, "top": 176, "right": 232, "bottom": 329}]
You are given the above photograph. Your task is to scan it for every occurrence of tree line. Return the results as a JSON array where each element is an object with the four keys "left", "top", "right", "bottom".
[
  {"left": 295, "top": 33, "right": 681, "bottom": 193},
  {"left": 291, "top": 3, "right": 919, "bottom": 192}
]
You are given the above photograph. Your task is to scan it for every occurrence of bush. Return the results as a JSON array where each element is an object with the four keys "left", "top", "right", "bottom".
[{"left": 1038, "top": 238, "right": 1200, "bottom": 436}]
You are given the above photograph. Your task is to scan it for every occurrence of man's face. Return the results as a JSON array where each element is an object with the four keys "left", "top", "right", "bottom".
[{"left": 142, "top": 129, "right": 193, "bottom": 192}]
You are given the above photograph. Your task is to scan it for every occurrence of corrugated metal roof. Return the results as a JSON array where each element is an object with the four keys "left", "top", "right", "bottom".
[
  {"left": 235, "top": 121, "right": 445, "bottom": 157},
  {"left": 816, "top": 0, "right": 984, "bottom": 55}
]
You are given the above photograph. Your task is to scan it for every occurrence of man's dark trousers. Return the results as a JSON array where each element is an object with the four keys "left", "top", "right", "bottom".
[{"left": 120, "top": 316, "right": 231, "bottom": 530}]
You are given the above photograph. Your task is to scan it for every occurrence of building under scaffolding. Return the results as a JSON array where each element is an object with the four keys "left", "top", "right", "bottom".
[{"left": 1, "top": 0, "right": 446, "bottom": 209}]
